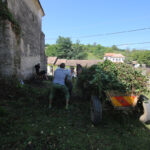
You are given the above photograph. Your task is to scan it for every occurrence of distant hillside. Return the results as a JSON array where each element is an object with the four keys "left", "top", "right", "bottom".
[
  {"left": 84, "top": 44, "right": 127, "bottom": 59},
  {"left": 45, "top": 36, "right": 150, "bottom": 66}
]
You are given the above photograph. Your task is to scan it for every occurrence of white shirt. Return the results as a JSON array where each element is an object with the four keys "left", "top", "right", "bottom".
[{"left": 53, "top": 68, "right": 71, "bottom": 85}]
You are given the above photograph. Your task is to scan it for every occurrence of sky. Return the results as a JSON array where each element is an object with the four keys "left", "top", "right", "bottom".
[{"left": 39, "top": 0, "right": 150, "bottom": 50}]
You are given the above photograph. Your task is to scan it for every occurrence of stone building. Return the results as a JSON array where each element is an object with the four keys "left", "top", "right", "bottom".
[{"left": 0, "top": 0, "right": 46, "bottom": 79}]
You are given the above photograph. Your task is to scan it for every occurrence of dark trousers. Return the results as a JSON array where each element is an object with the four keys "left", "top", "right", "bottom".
[{"left": 66, "top": 80, "right": 73, "bottom": 96}]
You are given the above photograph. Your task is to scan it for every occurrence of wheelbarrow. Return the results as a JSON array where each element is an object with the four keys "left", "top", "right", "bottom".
[{"left": 90, "top": 91, "right": 150, "bottom": 125}]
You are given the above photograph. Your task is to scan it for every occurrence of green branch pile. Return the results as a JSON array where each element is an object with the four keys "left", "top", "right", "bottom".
[
  {"left": 0, "top": 0, "right": 21, "bottom": 35},
  {"left": 77, "top": 60, "right": 149, "bottom": 98}
]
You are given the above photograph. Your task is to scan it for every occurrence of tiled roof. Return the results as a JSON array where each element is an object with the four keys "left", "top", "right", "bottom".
[
  {"left": 47, "top": 57, "right": 57, "bottom": 65},
  {"left": 66, "top": 60, "right": 77, "bottom": 66},
  {"left": 37, "top": 0, "right": 45, "bottom": 16},
  {"left": 66, "top": 60, "right": 103, "bottom": 67},
  {"left": 104, "top": 53, "right": 125, "bottom": 58},
  {"left": 55, "top": 59, "right": 67, "bottom": 65}
]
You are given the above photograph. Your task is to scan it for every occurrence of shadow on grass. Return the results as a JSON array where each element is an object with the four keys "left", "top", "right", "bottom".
[{"left": 0, "top": 81, "right": 150, "bottom": 150}]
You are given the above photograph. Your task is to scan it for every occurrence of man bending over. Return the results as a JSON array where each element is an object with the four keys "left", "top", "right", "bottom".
[{"left": 49, "top": 63, "right": 71, "bottom": 109}]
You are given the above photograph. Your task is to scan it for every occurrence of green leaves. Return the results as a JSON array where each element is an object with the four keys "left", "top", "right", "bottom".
[
  {"left": 45, "top": 44, "right": 57, "bottom": 56},
  {"left": 46, "top": 37, "right": 87, "bottom": 60},
  {"left": 77, "top": 60, "right": 149, "bottom": 98},
  {"left": 131, "top": 50, "right": 150, "bottom": 67}
]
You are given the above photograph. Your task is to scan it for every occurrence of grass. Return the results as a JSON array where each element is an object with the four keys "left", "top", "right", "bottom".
[
  {"left": 0, "top": 80, "right": 150, "bottom": 150},
  {"left": 87, "top": 53, "right": 99, "bottom": 60}
]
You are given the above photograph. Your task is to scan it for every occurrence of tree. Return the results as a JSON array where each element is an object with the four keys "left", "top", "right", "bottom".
[
  {"left": 71, "top": 40, "right": 87, "bottom": 59},
  {"left": 44, "top": 36, "right": 150, "bottom": 65},
  {"left": 55, "top": 37, "right": 87, "bottom": 59},
  {"left": 112, "top": 45, "right": 118, "bottom": 50},
  {"left": 45, "top": 44, "right": 57, "bottom": 56},
  {"left": 131, "top": 50, "right": 150, "bottom": 66},
  {"left": 56, "top": 36, "right": 73, "bottom": 59}
]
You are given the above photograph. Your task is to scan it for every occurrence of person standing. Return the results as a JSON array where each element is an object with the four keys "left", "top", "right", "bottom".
[
  {"left": 49, "top": 63, "right": 71, "bottom": 109},
  {"left": 65, "top": 66, "right": 75, "bottom": 96},
  {"left": 35, "top": 63, "right": 48, "bottom": 80}
]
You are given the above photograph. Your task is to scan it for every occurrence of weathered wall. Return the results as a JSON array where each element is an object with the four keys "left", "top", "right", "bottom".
[
  {"left": 0, "top": 20, "right": 21, "bottom": 76},
  {"left": 0, "top": 0, "right": 46, "bottom": 79},
  {"left": 40, "top": 32, "right": 47, "bottom": 71}
]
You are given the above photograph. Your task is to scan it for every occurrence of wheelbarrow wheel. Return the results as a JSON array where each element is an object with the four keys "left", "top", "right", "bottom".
[{"left": 91, "top": 95, "right": 102, "bottom": 125}]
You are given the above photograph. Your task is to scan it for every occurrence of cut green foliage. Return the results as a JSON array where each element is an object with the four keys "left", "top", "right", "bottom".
[{"left": 77, "top": 60, "right": 149, "bottom": 98}]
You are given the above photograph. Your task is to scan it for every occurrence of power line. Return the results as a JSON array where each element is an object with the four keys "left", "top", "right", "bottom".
[
  {"left": 116, "top": 41, "right": 150, "bottom": 46},
  {"left": 46, "top": 27, "right": 150, "bottom": 40},
  {"left": 74, "top": 27, "right": 150, "bottom": 39}
]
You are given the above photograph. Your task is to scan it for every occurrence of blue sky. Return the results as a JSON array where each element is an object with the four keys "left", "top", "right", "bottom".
[{"left": 40, "top": 0, "right": 150, "bottom": 50}]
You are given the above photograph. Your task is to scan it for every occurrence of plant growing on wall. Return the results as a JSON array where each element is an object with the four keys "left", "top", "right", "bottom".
[{"left": 0, "top": 0, "right": 21, "bottom": 35}]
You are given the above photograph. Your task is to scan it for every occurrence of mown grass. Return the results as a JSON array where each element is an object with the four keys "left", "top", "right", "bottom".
[{"left": 0, "top": 80, "right": 150, "bottom": 150}]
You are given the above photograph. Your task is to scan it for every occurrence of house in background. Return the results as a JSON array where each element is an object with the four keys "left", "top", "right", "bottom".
[
  {"left": 132, "top": 61, "right": 140, "bottom": 68},
  {"left": 55, "top": 59, "right": 67, "bottom": 66},
  {"left": 78, "top": 60, "right": 103, "bottom": 67},
  {"left": 66, "top": 60, "right": 77, "bottom": 67},
  {"left": 66, "top": 60, "right": 103, "bottom": 67},
  {"left": 66, "top": 59, "right": 102, "bottom": 67},
  {"left": 48, "top": 58, "right": 103, "bottom": 75},
  {"left": 104, "top": 53, "right": 125, "bottom": 63},
  {"left": 47, "top": 58, "right": 103, "bottom": 76},
  {"left": 47, "top": 57, "right": 57, "bottom": 75},
  {"left": 0, "top": 0, "right": 46, "bottom": 79},
  {"left": 66, "top": 59, "right": 103, "bottom": 75}
]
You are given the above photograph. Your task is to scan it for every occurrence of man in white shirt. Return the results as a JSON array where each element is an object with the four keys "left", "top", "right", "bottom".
[{"left": 49, "top": 63, "right": 71, "bottom": 109}]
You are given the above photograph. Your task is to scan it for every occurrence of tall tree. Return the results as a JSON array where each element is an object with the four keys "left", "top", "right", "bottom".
[
  {"left": 55, "top": 37, "right": 87, "bottom": 59},
  {"left": 72, "top": 40, "right": 87, "bottom": 59},
  {"left": 112, "top": 45, "right": 118, "bottom": 50},
  {"left": 56, "top": 36, "right": 73, "bottom": 59}
]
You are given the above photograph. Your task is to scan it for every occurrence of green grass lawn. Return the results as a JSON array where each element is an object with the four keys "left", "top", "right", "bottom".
[{"left": 0, "top": 81, "right": 150, "bottom": 150}]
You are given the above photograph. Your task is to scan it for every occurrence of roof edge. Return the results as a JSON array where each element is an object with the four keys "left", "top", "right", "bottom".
[{"left": 37, "top": 0, "right": 45, "bottom": 16}]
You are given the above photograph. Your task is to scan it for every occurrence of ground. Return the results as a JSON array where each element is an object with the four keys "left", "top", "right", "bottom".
[{"left": 0, "top": 80, "right": 150, "bottom": 150}]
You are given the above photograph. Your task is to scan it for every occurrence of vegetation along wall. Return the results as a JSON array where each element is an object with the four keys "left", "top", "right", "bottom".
[{"left": 0, "top": 0, "right": 46, "bottom": 79}]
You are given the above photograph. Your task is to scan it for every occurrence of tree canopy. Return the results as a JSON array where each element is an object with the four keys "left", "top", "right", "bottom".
[
  {"left": 45, "top": 36, "right": 150, "bottom": 66},
  {"left": 46, "top": 36, "right": 87, "bottom": 60}
]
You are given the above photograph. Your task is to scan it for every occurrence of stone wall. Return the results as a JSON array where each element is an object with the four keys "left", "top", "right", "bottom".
[
  {"left": 0, "top": 0, "right": 46, "bottom": 79},
  {"left": 0, "top": 20, "right": 20, "bottom": 76},
  {"left": 40, "top": 32, "right": 47, "bottom": 70}
]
